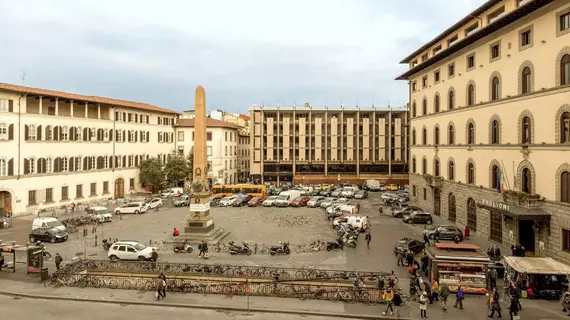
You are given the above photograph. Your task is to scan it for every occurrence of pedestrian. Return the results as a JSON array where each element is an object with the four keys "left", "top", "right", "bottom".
[
  {"left": 489, "top": 267, "right": 498, "bottom": 290},
  {"left": 156, "top": 275, "right": 166, "bottom": 300},
  {"left": 198, "top": 240, "right": 208, "bottom": 258},
  {"left": 409, "top": 277, "right": 419, "bottom": 301},
  {"left": 365, "top": 232, "right": 371, "bottom": 249},
  {"left": 434, "top": 228, "right": 440, "bottom": 243},
  {"left": 439, "top": 282, "right": 450, "bottom": 311},
  {"left": 464, "top": 226, "right": 470, "bottom": 239},
  {"left": 419, "top": 291, "right": 428, "bottom": 319},
  {"left": 511, "top": 244, "right": 516, "bottom": 256},
  {"left": 519, "top": 245, "right": 525, "bottom": 257},
  {"left": 406, "top": 251, "right": 414, "bottom": 267},
  {"left": 423, "top": 233, "right": 430, "bottom": 247},
  {"left": 512, "top": 284, "right": 522, "bottom": 311},
  {"left": 488, "top": 289, "right": 502, "bottom": 318},
  {"left": 150, "top": 248, "right": 158, "bottom": 262},
  {"left": 392, "top": 289, "right": 402, "bottom": 319},
  {"left": 172, "top": 228, "right": 180, "bottom": 237},
  {"left": 397, "top": 249, "right": 405, "bottom": 267},
  {"left": 425, "top": 282, "right": 433, "bottom": 304},
  {"left": 55, "top": 253, "right": 63, "bottom": 270},
  {"left": 388, "top": 270, "right": 398, "bottom": 288},
  {"left": 159, "top": 272, "right": 167, "bottom": 298},
  {"left": 494, "top": 245, "right": 501, "bottom": 259},
  {"left": 378, "top": 275, "right": 385, "bottom": 290},
  {"left": 382, "top": 288, "right": 394, "bottom": 316},
  {"left": 420, "top": 252, "right": 429, "bottom": 276},
  {"left": 509, "top": 294, "right": 520, "bottom": 320},
  {"left": 454, "top": 284, "right": 465, "bottom": 309},
  {"left": 431, "top": 280, "right": 439, "bottom": 302}
]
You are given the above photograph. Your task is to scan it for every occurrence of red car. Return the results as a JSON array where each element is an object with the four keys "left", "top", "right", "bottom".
[
  {"left": 247, "top": 197, "right": 265, "bottom": 207},
  {"left": 291, "top": 196, "right": 311, "bottom": 207}
]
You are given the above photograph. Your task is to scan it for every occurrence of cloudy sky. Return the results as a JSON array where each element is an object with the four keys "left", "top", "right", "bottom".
[{"left": 0, "top": 0, "right": 484, "bottom": 113}]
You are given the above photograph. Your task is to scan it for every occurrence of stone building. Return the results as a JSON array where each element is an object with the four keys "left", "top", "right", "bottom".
[{"left": 397, "top": 0, "right": 570, "bottom": 262}]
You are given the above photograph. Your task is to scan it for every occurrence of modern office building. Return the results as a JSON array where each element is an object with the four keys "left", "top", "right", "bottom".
[
  {"left": 237, "top": 126, "right": 251, "bottom": 183},
  {"left": 397, "top": 0, "right": 570, "bottom": 262},
  {"left": 0, "top": 83, "right": 178, "bottom": 217},
  {"left": 249, "top": 105, "right": 409, "bottom": 185}
]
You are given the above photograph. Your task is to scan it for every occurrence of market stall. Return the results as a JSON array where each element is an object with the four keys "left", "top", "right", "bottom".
[
  {"left": 504, "top": 256, "right": 570, "bottom": 300},
  {"left": 426, "top": 243, "right": 491, "bottom": 294}
]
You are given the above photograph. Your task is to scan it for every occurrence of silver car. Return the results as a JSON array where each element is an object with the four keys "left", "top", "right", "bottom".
[
  {"left": 320, "top": 197, "right": 336, "bottom": 208},
  {"left": 331, "top": 188, "right": 343, "bottom": 197},
  {"left": 307, "top": 196, "right": 325, "bottom": 208},
  {"left": 263, "top": 196, "right": 279, "bottom": 207}
]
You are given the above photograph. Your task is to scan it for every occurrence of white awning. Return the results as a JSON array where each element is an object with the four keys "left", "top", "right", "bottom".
[{"left": 504, "top": 257, "right": 570, "bottom": 275}]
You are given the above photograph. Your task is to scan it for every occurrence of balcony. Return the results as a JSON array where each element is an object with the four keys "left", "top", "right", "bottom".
[
  {"left": 423, "top": 174, "right": 443, "bottom": 188},
  {"left": 502, "top": 190, "right": 542, "bottom": 208}
]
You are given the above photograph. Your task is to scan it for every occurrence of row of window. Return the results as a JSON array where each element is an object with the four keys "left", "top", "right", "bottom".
[
  {"left": 28, "top": 179, "right": 136, "bottom": 205},
  {"left": 411, "top": 156, "right": 570, "bottom": 203},
  {"left": 176, "top": 131, "right": 219, "bottom": 142},
  {"left": 412, "top": 107, "right": 570, "bottom": 145},
  {"left": 157, "top": 131, "right": 174, "bottom": 143},
  {"left": 411, "top": 50, "right": 570, "bottom": 118}
]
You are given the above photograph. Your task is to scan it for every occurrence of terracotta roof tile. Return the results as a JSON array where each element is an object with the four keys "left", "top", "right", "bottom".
[
  {"left": 175, "top": 118, "right": 241, "bottom": 130},
  {"left": 238, "top": 114, "right": 250, "bottom": 120},
  {"left": 0, "top": 82, "right": 179, "bottom": 115}
]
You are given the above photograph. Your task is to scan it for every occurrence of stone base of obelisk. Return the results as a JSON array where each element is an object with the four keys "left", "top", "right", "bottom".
[{"left": 166, "top": 217, "right": 230, "bottom": 245}]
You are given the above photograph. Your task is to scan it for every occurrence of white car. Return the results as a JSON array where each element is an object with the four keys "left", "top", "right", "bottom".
[
  {"left": 219, "top": 196, "right": 237, "bottom": 207},
  {"left": 114, "top": 202, "right": 149, "bottom": 215},
  {"left": 320, "top": 197, "right": 337, "bottom": 208},
  {"left": 307, "top": 196, "right": 325, "bottom": 208},
  {"left": 381, "top": 192, "right": 400, "bottom": 201},
  {"left": 263, "top": 196, "right": 278, "bottom": 207},
  {"left": 340, "top": 189, "right": 356, "bottom": 198},
  {"left": 87, "top": 206, "right": 113, "bottom": 223},
  {"left": 145, "top": 198, "right": 163, "bottom": 209},
  {"left": 108, "top": 241, "right": 155, "bottom": 261}
]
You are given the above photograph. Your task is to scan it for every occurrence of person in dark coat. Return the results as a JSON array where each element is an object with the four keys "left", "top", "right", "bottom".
[
  {"left": 488, "top": 289, "right": 502, "bottom": 318},
  {"left": 423, "top": 233, "right": 430, "bottom": 247},
  {"left": 365, "top": 232, "right": 371, "bottom": 249},
  {"left": 509, "top": 295, "right": 519, "bottom": 320},
  {"left": 55, "top": 253, "right": 63, "bottom": 270}
]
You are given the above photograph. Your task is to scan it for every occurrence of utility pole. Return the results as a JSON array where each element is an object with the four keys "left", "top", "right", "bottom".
[{"left": 22, "top": 70, "right": 26, "bottom": 85}]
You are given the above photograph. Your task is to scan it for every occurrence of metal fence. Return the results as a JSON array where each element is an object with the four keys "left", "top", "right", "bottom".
[{"left": 70, "top": 260, "right": 389, "bottom": 282}]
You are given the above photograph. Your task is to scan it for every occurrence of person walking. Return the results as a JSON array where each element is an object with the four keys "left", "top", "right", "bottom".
[
  {"left": 454, "top": 284, "right": 465, "bottom": 309},
  {"left": 156, "top": 275, "right": 166, "bottom": 300},
  {"left": 365, "top": 232, "right": 371, "bottom": 249},
  {"left": 388, "top": 270, "right": 398, "bottom": 288},
  {"left": 150, "top": 248, "right": 158, "bottom": 262},
  {"left": 172, "top": 228, "right": 179, "bottom": 237},
  {"left": 54, "top": 253, "right": 63, "bottom": 270},
  {"left": 198, "top": 240, "right": 208, "bottom": 258},
  {"left": 509, "top": 294, "right": 520, "bottom": 320},
  {"left": 464, "top": 226, "right": 470, "bottom": 240},
  {"left": 419, "top": 291, "right": 428, "bottom": 319},
  {"left": 420, "top": 252, "right": 429, "bottom": 276},
  {"left": 489, "top": 267, "right": 498, "bottom": 290},
  {"left": 489, "top": 289, "right": 502, "bottom": 318},
  {"left": 159, "top": 272, "right": 167, "bottom": 298},
  {"left": 431, "top": 280, "right": 439, "bottom": 302},
  {"left": 392, "top": 289, "right": 403, "bottom": 319},
  {"left": 439, "top": 282, "right": 450, "bottom": 311},
  {"left": 382, "top": 288, "right": 394, "bottom": 316},
  {"left": 406, "top": 251, "right": 415, "bottom": 267},
  {"left": 434, "top": 228, "right": 440, "bottom": 243},
  {"left": 512, "top": 284, "right": 522, "bottom": 311},
  {"left": 423, "top": 233, "right": 430, "bottom": 247},
  {"left": 397, "top": 249, "right": 405, "bottom": 267}
]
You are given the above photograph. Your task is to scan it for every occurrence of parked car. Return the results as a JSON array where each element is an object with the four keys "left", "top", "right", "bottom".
[
  {"left": 145, "top": 198, "right": 163, "bottom": 209},
  {"left": 340, "top": 188, "right": 356, "bottom": 198},
  {"left": 291, "top": 196, "right": 311, "bottom": 207},
  {"left": 319, "top": 188, "right": 333, "bottom": 197},
  {"left": 402, "top": 211, "right": 433, "bottom": 224},
  {"left": 108, "top": 241, "right": 155, "bottom": 261},
  {"left": 381, "top": 192, "right": 400, "bottom": 201},
  {"left": 173, "top": 195, "right": 190, "bottom": 207},
  {"left": 354, "top": 190, "right": 368, "bottom": 199},
  {"left": 263, "top": 196, "right": 279, "bottom": 207},
  {"left": 393, "top": 237, "right": 425, "bottom": 255},
  {"left": 386, "top": 184, "right": 399, "bottom": 191},
  {"left": 331, "top": 188, "right": 344, "bottom": 197},
  {"left": 307, "top": 196, "right": 326, "bottom": 208},
  {"left": 87, "top": 206, "right": 113, "bottom": 223},
  {"left": 247, "top": 197, "right": 265, "bottom": 207},
  {"left": 333, "top": 198, "right": 349, "bottom": 205},
  {"left": 423, "top": 225, "right": 464, "bottom": 243},
  {"left": 392, "top": 205, "right": 422, "bottom": 218},
  {"left": 160, "top": 188, "right": 184, "bottom": 198},
  {"left": 115, "top": 202, "right": 149, "bottom": 215},
  {"left": 29, "top": 227, "right": 69, "bottom": 243},
  {"left": 233, "top": 195, "right": 253, "bottom": 207},
  {"left": 219, "top": 196, "right": 237, "bottom": 207},
  {"left": 320, "top": 197, "right": 337, "bottom": 208},
  {"left": 210, "top": 196, "right": 223, "bottom": 207}
]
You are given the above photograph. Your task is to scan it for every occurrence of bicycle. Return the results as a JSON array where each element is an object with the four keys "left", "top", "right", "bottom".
[
  {"left": 400, "top": 293, "right": 412, "bottom": 308},
  {"left": 257, "top": 282, "right": 292, "bottom": 298},
  {"left": 152, "top": 240, "right": 165, "bottom": 252},
  {"left": 329, "top": 287, "right": 354, "bottom": 303},
  {"left": 223, "top": 281, "right": 247, "bottom": 296}
]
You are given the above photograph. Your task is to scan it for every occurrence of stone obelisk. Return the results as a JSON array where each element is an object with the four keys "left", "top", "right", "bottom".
[{"left": 185, "top": 86, "right": 214, "bottom": 233}]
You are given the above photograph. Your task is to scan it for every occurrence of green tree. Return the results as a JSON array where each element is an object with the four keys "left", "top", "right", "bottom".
[
  {"left": 138, "top": 157, "right": 165, "bottom": 192},
  {"left": 163, "top": 151, "right": 191, "bottom": 186},
  {"left": 187, "top": 147, "right": 194, "bottom": 181}
]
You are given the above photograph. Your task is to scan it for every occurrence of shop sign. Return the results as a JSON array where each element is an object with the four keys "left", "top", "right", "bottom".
[{"left": 480, "top": 199, "right": 510, "bottom": 212}]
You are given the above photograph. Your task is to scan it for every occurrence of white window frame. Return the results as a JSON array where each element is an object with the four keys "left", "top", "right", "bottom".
[
  {"left": 129, "top": 155, "right": 134, "bottom": 167},
  {"left": 76, "top": 156, "right": 82, "bottom": 171},
  {"left": 28, "top": 125, "right": 37, "bottom": 140},
  {"left": 207, "top": 146, "right": 213, "bottom": 156},
  {"left": 46, "top": 158, "right": 52, "bottom": 173},
  {"left": 28, "top": 158, "right": 36, "bottom": 174},
  {"left": 0, "top": 123, "right": 6, "bottom": 136},
  {"left": 90, "top": 156, "right": 96, "bottom": 170},
  {"left": 104, "top": 129, "right": 109, "bottom": 141},
  {"left": 90, "top": 128, "right": 96, "bottom": 141},
  {"left": 117, "top": 130, "right": 123, "bottom": 142},
  {"left": 0, "top": 158, "right": 6, "bottom": 176},
  {"left": 62, "top": 157, "right": 68, "bottom": 171},
  {"left": 103, "top": 157, "right": 109, "bottom": 169},
  {"left": 158, "top": 132, "right": 163, "bottom": 143},
  {"left": 61, "top": 126, "right": 68, "bottom": 141},
  {"left": 77, "top": 127, "right": 82, "bottom": 141},
  {"left": 116, "top": 156, "right": 122, "bottom": 168},
  {"left": 45, "top": 125, "right": 52, "bottom": 140},
  {"left": 0, "top": 99, "right": 8, "bottom": 112}
]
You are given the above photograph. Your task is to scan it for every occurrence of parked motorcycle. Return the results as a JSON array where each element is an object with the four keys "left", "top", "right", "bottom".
[
  {"left": 229, "top": 241, "right": 252, "bottom": 255},
  {"left": 326, "top": 239, "right": 344, "bottom": 251},
  {"left": 0, "top": 219, "right": 9, "bottom": 229},
  {"left": 173, "top": 240, "right": 194, "bottom": 253},
  {"left": 269, "top": 242, "right": 291, "bottom": 255},
  {"left": 102, "top": 238, "right": 118, "bottom": 251}
]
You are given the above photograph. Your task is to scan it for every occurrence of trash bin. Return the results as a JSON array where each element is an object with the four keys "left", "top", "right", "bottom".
[{"left": 40, "top": 268, "right": 49, "bottom": 281}]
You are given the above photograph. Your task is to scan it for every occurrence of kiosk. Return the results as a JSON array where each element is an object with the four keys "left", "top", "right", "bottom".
[
  {"left": 0, "top": 244, "right": 17, "bottom": 272},
  {"left": 426, "top": 243, "right": 491, "bottom": 294},
  {"left": 504, "top": 256, "right": 570, "bottom": 300}
]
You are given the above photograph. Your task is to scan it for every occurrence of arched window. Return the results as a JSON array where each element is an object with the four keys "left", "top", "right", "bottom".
[
  {"left": 61, "top": 157, "right": 68, "bottom": 171},
  {"left": 448, "top": 125, "right": 455, "bottom": 144},
  {"left": 448, "top": 193, "right": 457, "bottom": 222},
  {"left": 491, "top": 77, "right": 500, "bottom": 100},
  {"left": 521, "top": 116, "right": 532, "bottom": 144},
  {"left": 45, "top": 125, "right": 52, "bottom": 141},
  {"left": 0, "top": 159, "right": 6, "bottom": 176},
  {"left": 412, "top": 129, "right": 417, "bottom": 145},
  {"left": 434, "top": 127, "right": 440, "bottom": 145},
  {"left": 422, "top": 128, "right": 427, "bottom": 145},
  {"left": 448, "top": 90, "right": 455, "bottom": 110},
  {"left": 434, "top": 95, "right": 440, "bottom": 113},
  {"left": 0, "top": 123, "right": 7, "bottom": 137},
  {"left": 561, "top": 171, "right": 570, "bottom": 203},
  {"left": 467, "top": 122, "right": 475, "bottom": 144},
  {"left": 422, "top": 99, "right": 427, "bottom": 115},
  {"left": 522, "top": 67, "right": 532, "bottom": 94},
  {"left": 129, "top": 155, "right": 134, "bottom": 167},
  {"left": 467, "top": 84, "right": 475, "bottom": 105},
  {"left": 61, "top": 126, "right": 68, "bottom": 140},
  {"left": 491, "top": 165, "right": 501, "bottom": 191},
  {"left": 522, "top": 167, "right": 532, "bottom": 193},
  {"left": 560, "top": 112, "right": 570, "bottom": 143},
  {"left": 90, "top": 156, "right": 96, "bottom": 170},
  {"left": 46, "top": 158, "right": 52, "bottom": 173},
  {"left": 422, "top": 158, "right": 427, "bottom": 174},
  {"left": 412, "top": 157, "right": 417, "bottom": 173},
  {"left": 28, "top": 125, "right": 37, "bottom": 140},
  {"left": 467, "top": 162, "right": 475, "bottom": 184},
  {"left": 76, "top": 156, "right": 82, "bottom": 171},
  {"left": 562, "top": 54, "right": 570, "bottom": 86},
  {"left": 448, "top": 160, "right": 455, "bottom": 180},
  {"left": 28, "top": 158, "right": 35, "bottom": 174},
  {"left": 491, "top": 120, "right": 500, "bottom": 144},
  {"left": 434, "top": 159, "right": 440, "bottom": 176},
  {"left": 412, "top": 102, "right": 417, "bottom": 117},
  {"left": 467, "top": 198, "right": 477, "bottom": 232}
]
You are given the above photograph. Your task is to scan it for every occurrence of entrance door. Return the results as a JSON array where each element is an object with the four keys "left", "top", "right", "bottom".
[
  {"left": 433, "top": 189, "right": 441, "bottom": 216},
  {"left": 114, "top": 178, "right": 124, "bottom": 198},
  {"left": 0, "top": 191, "right": 12, "bottom": 217},
  {"left": 490, "top": 210, "right": 503, "bottom": 243},
  {"left": 519, "top": 220, "right": 535, "bottom": 255}
]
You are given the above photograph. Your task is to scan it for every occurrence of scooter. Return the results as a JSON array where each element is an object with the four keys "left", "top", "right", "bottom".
[
  {"left": 229, "top": 241, "right": 252, "bottom": 255},
  {"left": 102, "top": 238, "right": 118, "bottom": 251},
  {"left": 0, "top": 219, "right": 9, "bottom": 229},
  {"left": 269, "top": 242, "right": 291, "bottom": 255},
  {"left": 173, "top": 240, "right": 194, "bottom": 253},
  {"left": 326, "top": 239, "right": 344, "bottom": 251}
]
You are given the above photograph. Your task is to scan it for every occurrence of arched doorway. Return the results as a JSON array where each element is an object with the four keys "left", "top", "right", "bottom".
[
  {"left": 433, "top": 189, "right": 441, "bottom": 216},
  {"left": 0, "top": 191, "right": 12, "bottom": 217},
  {"left": 114, "top": 178, "right": 125, "bottom": 198}
]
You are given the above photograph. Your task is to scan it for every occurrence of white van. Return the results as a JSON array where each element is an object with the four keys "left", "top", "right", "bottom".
[
  {"left": 333, "top": 216, "right": 369, "bottom": 232},
  {"left": 161, "top": 187, "right": 184, "bottom": 198},
  {"left": 32, "top": 217, "right": 67, "bottom": 232},
  {"left": 276, "top": 190, "right": 302, "bottom": 207}
]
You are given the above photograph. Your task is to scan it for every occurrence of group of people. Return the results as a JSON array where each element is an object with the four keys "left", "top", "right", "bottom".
[
  {"left": 511, "top": 244, "right": 526, "bottom": 257},
  {"left": 487, "top": 245, "right": 502, "bottom": 259},
  {"left": 487, "top": 287, "right": 522, "bottom": 320}
]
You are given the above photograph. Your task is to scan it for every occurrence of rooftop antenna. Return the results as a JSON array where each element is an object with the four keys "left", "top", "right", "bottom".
[
  {"left": 325, "top": 101, "right": 328, "bottom": 110},
  {"left": 22, "top": 70, "right": 26, "bottom": 85},
  {"left": 341, "top": 100, "right": 344, "bottom": 110},
  {"left": 356, "top": 100, "right": 359, "bottom": 109},
  {"left": 372, "top": 100, "right": 375, "bottom": 109}
]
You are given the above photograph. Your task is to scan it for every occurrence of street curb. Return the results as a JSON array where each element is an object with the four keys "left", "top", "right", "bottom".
[{"left": 0, "top": 291, "right": 409, "bottom": 320}]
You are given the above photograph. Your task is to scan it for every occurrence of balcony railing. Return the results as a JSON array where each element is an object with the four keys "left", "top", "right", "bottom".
[
  {"left": 423, "top": 174, "right": 443, "bottom": 188},
  {"left": 502, "top": 191, "right": 542, "bottom": 208}
]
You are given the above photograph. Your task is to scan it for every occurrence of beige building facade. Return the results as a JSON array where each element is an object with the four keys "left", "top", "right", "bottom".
[
  {"left": 249, "top": 105, "right": 409, "bottom": 185},
  {"left": 398, "top": 0, "right": 570, "bottom": 262},
  {"left": 238, "top": 128, "right": 250, "bottom": 183}
]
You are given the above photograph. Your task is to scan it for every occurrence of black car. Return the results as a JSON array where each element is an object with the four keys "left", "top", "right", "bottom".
[
  {"left": 233, "top": 195, "right": 253, "bottom": 207},
  {"left": 320, "top": 189, "right": 333, "bottom": 197},
  {"left": 402, "top": 211, "right": 433, "bottom": 224},
  {"left": 393, "top": 237, "right": 425, "bottom": 255},
  {"left": 392, "top": 206, "right": 423, "bottom": 218},
  {"left": 29, "top": 227, "right": 69, "bottom": 243}
]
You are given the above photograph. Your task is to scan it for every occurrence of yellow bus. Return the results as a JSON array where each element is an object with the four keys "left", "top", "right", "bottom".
[{"left": 212, "top": 185, "right": 267, "bottom": 198}]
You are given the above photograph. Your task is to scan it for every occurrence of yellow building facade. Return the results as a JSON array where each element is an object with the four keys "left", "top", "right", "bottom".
[{"left": 397, "top": 0, "right": 570, "bottom": 262}]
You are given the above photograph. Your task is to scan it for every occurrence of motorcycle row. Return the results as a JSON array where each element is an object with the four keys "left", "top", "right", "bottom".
[
  {"left": 228, "top": 241, "right": 291, "bottom": 256},
  {"left": 325, "top": 224, "right": 360, "bottom": 251}
]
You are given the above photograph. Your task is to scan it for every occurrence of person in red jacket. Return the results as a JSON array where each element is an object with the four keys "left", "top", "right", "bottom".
[
  {"left": 464, "top": 226, "right": 470, "bottom": 240},
  {"left": 173, "top": 228, "right": 180, "bottom": 237}
]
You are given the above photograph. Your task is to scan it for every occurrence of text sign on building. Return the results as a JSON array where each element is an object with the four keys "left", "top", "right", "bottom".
[{"left": 480, "top": 199, "right": 510, "bottom": 212}]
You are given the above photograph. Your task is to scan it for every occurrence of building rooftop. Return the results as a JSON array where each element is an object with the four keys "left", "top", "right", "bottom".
[
  {"left": 238, "top": 114, "right": 250, "bottom": 120},
  {"left": 0, "top": 82, "right": 180, "bottom": 115},
  {"left": 175, "top": 118, "right": 242, "bottom": 130},
  {"left": 250, "top": 104, "right": 407, "bottom": 112}
]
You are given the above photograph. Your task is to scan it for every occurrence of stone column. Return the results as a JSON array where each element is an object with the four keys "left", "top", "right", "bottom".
[
  {"left": 98, "top": 104, "right": 101, "bottom": 119},
  {"left": 38, "top": 96, "right": 43, "bottom": 114},
  {"left": 55, "top": 98, "right": 59, "bottom": 116},
  {"left": 389, "top": 109, "right": 392, "bottom": 175},
  {"left": 85, "top": 102, "right": 88, "bottom": 118},
  {"left": 70, "top": 100, "right": 74, "bottom": 117}
]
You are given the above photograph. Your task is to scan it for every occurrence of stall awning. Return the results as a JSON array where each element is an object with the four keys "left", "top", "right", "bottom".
[
  {"left": 504, "top": 257, "right": 570, "bottom": 275},
  {"left": 477, "top": 203, "right": 550, "bottom": 220}
]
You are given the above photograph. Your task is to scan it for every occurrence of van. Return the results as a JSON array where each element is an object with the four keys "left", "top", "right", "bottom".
[
  {"left": 364, "top": 179, "right": 381, "bottom": 191},
  {"left": 161, "top": 187, "right": 184, "bottom": 198},
  {"left": 276, "top": 190, "right": 301, "bottom": 207},
  {"left": 332, "top": 216, "right": 369, "bottom": 232},
  {"left": 32, "top": 217, "right": 67, "bottom": 232}
]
